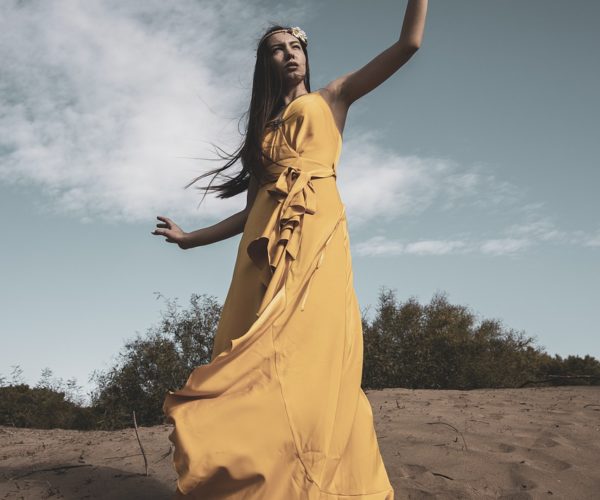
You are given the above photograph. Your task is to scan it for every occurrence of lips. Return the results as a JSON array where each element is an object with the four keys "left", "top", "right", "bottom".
[{"left": 285, "top": 63, "right": 299, "bottom": 70}]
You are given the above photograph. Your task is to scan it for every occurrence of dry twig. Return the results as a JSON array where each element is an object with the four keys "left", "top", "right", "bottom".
[
  {"left": 154, "top": 445, "right": 174, "bottom": 464},
  {"left": 432, "top": 471, "right": 454, "bottom": 480},
  {"left": 426, "top": 421, "right": 469, "bottom": 451},
  {"left": 10, "top": 464, "right": 92, "bottom": 479},
  {"left": 132, "top": 410, "right": 148, "bottom": 476}
]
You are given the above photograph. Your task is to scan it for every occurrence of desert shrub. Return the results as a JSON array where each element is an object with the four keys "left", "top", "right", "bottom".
[
  {"left": 362, "top": 289, "right": 400, "bottom": 388},
  {"left": 88, "top": 293, "right": 221, "bottom": 429},
  {"left": 0, "top": 366, "right": 95, "bottom": 429},
  {"left": 362, "top": 287, "right": 600, "bottom": 390},
  {"left": 0, "top": 383, "right": 95, "bottom": 429},
  {"left": 529, "top": 353, "right": 600, "bottom": 386},
  {"left": 5, "top": 289, "right": 598, "bottom": 430}
]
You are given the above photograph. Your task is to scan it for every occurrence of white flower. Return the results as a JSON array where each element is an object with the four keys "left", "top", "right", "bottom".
[{"left": 290, "top": 26, "right": 308, "bottom": 46}]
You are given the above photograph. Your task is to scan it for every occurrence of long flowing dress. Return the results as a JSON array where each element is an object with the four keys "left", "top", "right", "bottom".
[{"left": 162, "top": 90, "right": 394, "bottom": 499}]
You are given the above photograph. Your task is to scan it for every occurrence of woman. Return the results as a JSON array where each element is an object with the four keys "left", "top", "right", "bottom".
[{"left": 153, "top": 2, "right": 427, "bottom": 498}]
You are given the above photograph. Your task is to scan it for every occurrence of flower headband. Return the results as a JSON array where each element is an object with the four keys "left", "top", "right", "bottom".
[{"left": 259, "top": 26, "right": 308, "bottom": 48}]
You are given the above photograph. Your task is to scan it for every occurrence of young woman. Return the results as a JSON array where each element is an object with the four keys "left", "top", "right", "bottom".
[{"left": 153, "top": 2, "right": 427, "bottom": 497}]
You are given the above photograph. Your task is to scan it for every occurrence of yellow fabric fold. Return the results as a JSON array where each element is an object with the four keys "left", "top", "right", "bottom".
[{"left": 247, "top": 159, "right": 337, "bottom": 318}]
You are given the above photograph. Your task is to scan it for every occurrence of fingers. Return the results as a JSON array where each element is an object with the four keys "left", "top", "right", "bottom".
[
  {"left": 156, "top": 215, "right": 174, "bottom": 227},
  {"left": 152, "top": 229, "right": 175, "bottom": 242},
  {"left": 153, "top": 216, "right": 170, "bottom": 234},
  {"left": 151, "top": 227, "right": 177, "bottom": 244},
  {"left": 151, "top": 227, "right": 171, "bottom": 236},
  {"left": 152, "top": 216, "right": 181, "bottom": 246}
]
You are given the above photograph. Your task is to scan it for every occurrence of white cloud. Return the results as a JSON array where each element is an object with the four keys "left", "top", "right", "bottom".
[
  {"left": 354, "top": 223, "right": 600, "bottom": 258},
  {"left": 0, "top": 2, "right": 520, "bottom": 229},
  {"left": 2, "top": 0, "right": 594, "bottom": 257},
  {"left": 505, "top": 219, "right": 565, "bottom": 243},
  {"left": 354, "top": 236, "right": 404, "bottom": 256},
  {"left": 355, "top": 236, "right": 531, "bottom": 257},
  {"left": 0, "top": 0, "right": 306, "bottom": 223},
  {"left": 336, "top": 131, "right": 513, "bottom": 227},
  {"left": 404, "top": 240, "right": 468, "bottom": 255},
  {"left": 585, "top": 234, "right": 600, "bottom": 247},
  {"left": 479, "top": 238, "right": 531, "bottom": 256}
]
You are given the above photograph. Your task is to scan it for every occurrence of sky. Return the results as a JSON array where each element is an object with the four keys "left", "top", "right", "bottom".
[{"left": 1, "top": 0, "right": 599, "bottom": 403}]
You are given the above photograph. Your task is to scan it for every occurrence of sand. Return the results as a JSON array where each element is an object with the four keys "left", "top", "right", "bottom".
[{"left": 1, "top": 386, "right": 599, "bottom": 499}]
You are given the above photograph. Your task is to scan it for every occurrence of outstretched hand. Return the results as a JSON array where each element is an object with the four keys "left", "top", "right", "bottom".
[{"left": 152, "top": 216, "right": 189, "bottom": 249}]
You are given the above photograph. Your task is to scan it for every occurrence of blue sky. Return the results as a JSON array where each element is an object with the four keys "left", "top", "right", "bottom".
[{"left": 1, "top": 0, "right": 598, "bottom": 402}]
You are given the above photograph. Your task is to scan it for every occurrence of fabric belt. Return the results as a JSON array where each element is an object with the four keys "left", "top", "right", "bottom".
[{"left": 249, "top": 157, "right": 338, "bottom": 317}]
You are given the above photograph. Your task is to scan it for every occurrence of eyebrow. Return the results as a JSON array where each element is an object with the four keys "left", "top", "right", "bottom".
[{"left": 269, "top": 40, "right": 302, "bottom": 48}]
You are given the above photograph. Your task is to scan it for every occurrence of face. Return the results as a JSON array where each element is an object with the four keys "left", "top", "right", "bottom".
[{"left": 266, "top": 32, "right": 306, "bottom": 86}]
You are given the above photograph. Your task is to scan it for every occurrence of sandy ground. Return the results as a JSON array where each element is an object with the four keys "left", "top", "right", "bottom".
[{"left": 1, "top": 386, "right": 599, "bottom": 499}]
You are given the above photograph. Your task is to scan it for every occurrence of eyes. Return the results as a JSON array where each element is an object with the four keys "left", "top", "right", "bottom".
[{"left": 271, "top": 44, "right": 302, "bottom": 54}]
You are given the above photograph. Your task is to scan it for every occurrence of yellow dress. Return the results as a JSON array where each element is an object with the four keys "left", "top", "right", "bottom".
[{"left": 163, "top": 90, "right": 394, "bottom": 499}]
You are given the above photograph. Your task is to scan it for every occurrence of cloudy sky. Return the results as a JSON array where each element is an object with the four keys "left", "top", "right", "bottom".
[{"left": 1, "top": 0, "right": 598, "bottom": 400}]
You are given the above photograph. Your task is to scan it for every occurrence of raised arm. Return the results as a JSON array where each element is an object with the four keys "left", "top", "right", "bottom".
[{"left": 325, "top": 0, "right": 428, "bottom": 105}]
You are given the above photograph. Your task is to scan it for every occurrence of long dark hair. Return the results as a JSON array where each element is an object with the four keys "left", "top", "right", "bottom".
[{"left": 185, "top": 24, "right": 311, "bottom": 207}]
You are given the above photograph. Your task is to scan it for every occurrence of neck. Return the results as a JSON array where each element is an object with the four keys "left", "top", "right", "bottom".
[{"left": 281, "top": 83, "right": 309, "bottom": 106}]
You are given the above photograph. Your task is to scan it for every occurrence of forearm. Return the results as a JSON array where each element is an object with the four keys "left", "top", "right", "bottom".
[
  {"left": 399, "top": 0, "right": 428, "bottom": 48},
  {"left": 182, "top": 209, "right": 248, "bottom": 249}
]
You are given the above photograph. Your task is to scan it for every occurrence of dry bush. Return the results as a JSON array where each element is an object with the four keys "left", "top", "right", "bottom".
[{"left": 362, "top": 287, "right": 600, "bottom": 390}]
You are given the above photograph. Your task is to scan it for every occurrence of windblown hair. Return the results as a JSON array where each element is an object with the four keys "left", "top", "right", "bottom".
[{"left": 185, "top": 24, "right": 311, "bottom": 206}]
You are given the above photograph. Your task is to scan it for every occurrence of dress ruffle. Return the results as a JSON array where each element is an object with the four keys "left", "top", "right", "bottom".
[{"left": 247, "top": 157, "right": 339, "bottom": 317}]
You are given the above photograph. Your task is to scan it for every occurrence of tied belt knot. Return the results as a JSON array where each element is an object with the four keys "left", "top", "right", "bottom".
[{"left": 247, "top": 158, "right": 337, "bottom": 317}]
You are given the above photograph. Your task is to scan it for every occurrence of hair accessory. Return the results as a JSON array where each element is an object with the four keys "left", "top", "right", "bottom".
[
  {"left": 289, "top": 27, "right": 308, "bottom": 45},
  {"left": 259, "top": 26, "right": 308, "bottom": 48}
]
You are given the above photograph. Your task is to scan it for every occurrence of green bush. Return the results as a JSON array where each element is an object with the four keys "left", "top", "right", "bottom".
[
  {"left": 3, "top": 289, "right": 598, "bottom": 430},
  {"left": 88, "top": 293, "right": 221, "bottom": 429},
  {"left": 0, "top": 384, "right": 96, "bottom": 429},
  {"left": 362, "top": 287, "right": 600, "bottom": 390}
]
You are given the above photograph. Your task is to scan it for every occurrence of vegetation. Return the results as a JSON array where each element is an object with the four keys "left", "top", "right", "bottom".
[
  {"left": 361, "top": 288, "right": 600, "bottom": 390},
  {"left": 0, "top": 367, "right": 95, "bottom": 429},
  {"left": 89, "top": 293, "right": 221, "bottom": 429},
  {"left": 1, "top": 289, "right": 598, "bottom": 430}
]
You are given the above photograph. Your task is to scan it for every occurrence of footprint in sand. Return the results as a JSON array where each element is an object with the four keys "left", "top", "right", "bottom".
[
  {"left": 532, "top": 435, "right": 559, "bottom": 448},
  {"left": 398, "top": 463, "right": 430, "bottom": 479},
  {"left": 505, "top": 464, "right": 539, "bottom": 498},
  {"left": 483, "top": 442, "right": 517, "bottom": 454},
  {"left": 522, "top": 449, "right": 572, "bottom": 472},
  {"left": 496, "top": 442, "right": 517, "bottom": 453}
]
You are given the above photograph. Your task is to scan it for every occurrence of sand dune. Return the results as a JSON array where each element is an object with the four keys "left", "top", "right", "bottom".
[
  {"left": 1, "top": 386, "right": 599, "bottom": 499},
  {"left": 371, "top": 386, "right": 600, "bottom": 499}
]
